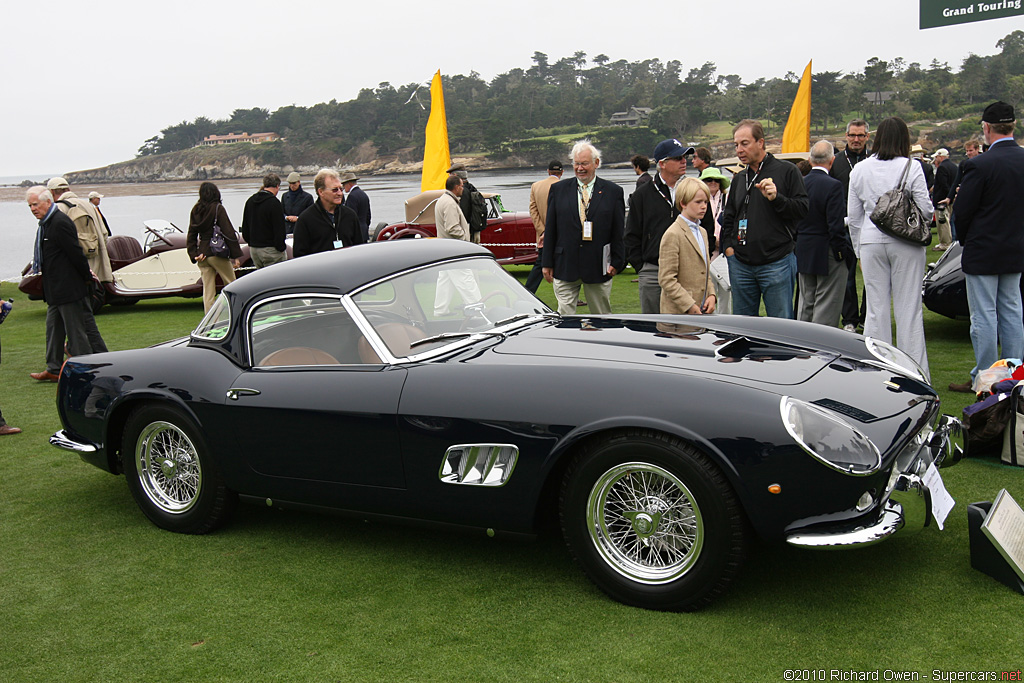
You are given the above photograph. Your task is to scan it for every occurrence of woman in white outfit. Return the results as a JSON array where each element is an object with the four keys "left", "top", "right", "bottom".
[{"left": 848, "top": 117, "right": 933, "bottom": 377}]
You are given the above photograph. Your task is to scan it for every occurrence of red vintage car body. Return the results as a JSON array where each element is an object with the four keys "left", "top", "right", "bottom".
[{"left": 373, "top": 191, "right": 538, "bottom": 265}]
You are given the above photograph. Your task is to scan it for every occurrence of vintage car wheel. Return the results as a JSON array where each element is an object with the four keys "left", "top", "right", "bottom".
[
  {"left": 123, "top": 404, "right": 236, "bottom": 534},
  {"left": 560, "top": 431, "right": 747, "bottom": 611}
]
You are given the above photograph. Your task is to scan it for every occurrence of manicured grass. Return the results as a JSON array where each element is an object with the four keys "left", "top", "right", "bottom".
[{"left": 1, "top": 271, "right": 1021, "bottom": 682}]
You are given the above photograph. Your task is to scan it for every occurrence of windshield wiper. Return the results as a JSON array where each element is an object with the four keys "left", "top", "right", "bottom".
[{"left": 409, "top": 331, "right": 504, "bottom": 349}]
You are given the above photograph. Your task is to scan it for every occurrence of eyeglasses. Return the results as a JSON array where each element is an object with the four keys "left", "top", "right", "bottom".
[{"left": 847, "top": 133, "right": 868, "bottom": 139}]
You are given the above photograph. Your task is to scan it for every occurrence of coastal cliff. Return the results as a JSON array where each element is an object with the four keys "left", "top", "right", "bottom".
[{"left": 65, "top": 141, "right": 534, "bottom": 184}]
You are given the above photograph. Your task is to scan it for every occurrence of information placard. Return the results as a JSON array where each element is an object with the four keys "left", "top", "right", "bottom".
[
  {"left": 921, "top": 0, "right": 1024, "bottom": 29},
  {"left": 981, "top": 488, "right": 1024, "bottom": 583}
]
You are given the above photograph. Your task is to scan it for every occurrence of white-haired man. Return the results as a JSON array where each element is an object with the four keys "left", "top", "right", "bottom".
[
  {"left": 26, "top": 187, "right": 106, "bottom": 382},
  {"left": 795, "top": 141, "right": 851, "bottom": 327},
  {"left": 542, "top": 140, "right": 626, "bottom": 314}
]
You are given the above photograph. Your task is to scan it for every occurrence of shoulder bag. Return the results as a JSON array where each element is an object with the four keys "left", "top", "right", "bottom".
[
  {"left": 869, "top": 157, "right": 931, "bottom": 246},
  {"left": 208, "top": 211, "right": 231, "bottom": 259}
]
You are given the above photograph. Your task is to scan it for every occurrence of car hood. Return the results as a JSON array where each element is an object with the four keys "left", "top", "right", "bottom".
[{"left": 493, "top": 315, "right": 868, "bottom": 386}]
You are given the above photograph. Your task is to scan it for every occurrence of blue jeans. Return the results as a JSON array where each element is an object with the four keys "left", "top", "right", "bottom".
[
  {"left": 727, "top": 252, "right": 796, "bottom": 318},
  {"left": 965, "top": 272, "right": 1024, "bottom": 378}
]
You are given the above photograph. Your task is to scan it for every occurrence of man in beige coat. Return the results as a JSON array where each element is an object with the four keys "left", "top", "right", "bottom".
[
  {"left": 433, "top": 175, "right": 480, "bottom": 314},
  {"left": 524, "top": 160, "right": 563, "bottom": 293},
  {"left": 46, "top": 177, "right": 113, "bottom": 283}
]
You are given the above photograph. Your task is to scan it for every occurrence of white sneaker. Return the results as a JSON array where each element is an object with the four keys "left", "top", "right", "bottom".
[{"left": 843, "top": 324, "right": 856, "bottom": 333}]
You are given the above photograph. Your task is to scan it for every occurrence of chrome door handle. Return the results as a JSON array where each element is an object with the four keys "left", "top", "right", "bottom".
[{"left": 226, "top": 388, "right": 261, "bottom": 400}]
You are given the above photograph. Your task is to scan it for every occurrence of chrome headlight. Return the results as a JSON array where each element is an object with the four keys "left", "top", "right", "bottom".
[
  {"left": 865, "top": 337, "right": 928, "bottom": 383},
  {"left": 780, "top": 397, "right": 882, "bottom": 475}
]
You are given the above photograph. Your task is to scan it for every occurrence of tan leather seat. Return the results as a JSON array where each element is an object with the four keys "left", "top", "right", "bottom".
[
  {"left": 258, "top": 347, "right": 339, "bottom": 367},
  {"left": 357, "top": 323, "right": 426, "bottom": 363}
]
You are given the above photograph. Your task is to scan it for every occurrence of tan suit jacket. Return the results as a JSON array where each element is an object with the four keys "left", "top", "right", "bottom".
[
  {"left": 435, "top": 190, "right": 470, "bottom": 241},
  {"left": 528, "top": 175, "right": 560, "bottom": 238},
  {"left": 658, "top": 217, "right": 712, "bottom": 314}
]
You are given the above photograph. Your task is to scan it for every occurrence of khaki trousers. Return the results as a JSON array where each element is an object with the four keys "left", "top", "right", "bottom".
[{"left": 198, "top": 256, "right": 236, "bottom": 312}]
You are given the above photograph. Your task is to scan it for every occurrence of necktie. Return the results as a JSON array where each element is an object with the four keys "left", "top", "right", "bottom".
[{"left": 579, "top": 184, "right": 590, "bottom": 225}]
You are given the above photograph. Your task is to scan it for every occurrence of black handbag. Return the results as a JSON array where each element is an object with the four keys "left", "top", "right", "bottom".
[
  {"left": 869, "top": 157, "right": 932, "bottom": 246},
  {"left": 208, "top": 215, "right": 231, "bottom": 259}
]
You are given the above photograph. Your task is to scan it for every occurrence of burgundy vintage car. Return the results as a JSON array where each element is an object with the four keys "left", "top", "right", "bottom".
[
  {"left": 372, "top": 191, "right": 538, "bottom": 265},
  {"left": 20, "top": 220, "right": 286, "bottom": 311}
]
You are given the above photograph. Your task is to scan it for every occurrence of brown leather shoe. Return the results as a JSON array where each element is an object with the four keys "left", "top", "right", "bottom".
[
  {"left": 948, "top": 381, "right": 974, "bottom": 393},
  {"left": 0, "top": 425, "right": 22, "bottom": 435},
  {"left": 30, "top": 370, "right": 59, "bottom": 382}
]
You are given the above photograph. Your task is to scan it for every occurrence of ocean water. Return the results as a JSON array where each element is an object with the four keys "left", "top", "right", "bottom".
[{"left": 0, "top": 168, "right": 647, "bottom": 282}]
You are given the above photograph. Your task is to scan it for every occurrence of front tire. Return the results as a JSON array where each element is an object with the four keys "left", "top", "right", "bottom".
[
  {"left": 560, "top": 430, "right": 747, "bottom": 611},
  {"left": 123, "top": 404, "right": 236, "bottom": 534}
]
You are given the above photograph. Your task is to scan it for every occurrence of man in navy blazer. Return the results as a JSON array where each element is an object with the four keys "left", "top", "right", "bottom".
[
  {"left": 795, "top": 141, "right": 851, "bottom": 327},
  {"left": 542, "top": 140, "right": 626, "bottom": 314},
  {"left": 341, "top": 172, "right": 371, "bottom": 243},
  {"left": 26, "top": 186, "right": 105, "bottom": 382},
  {"left": 950, "top": 101, "right": 1024, "bottom": 392}
]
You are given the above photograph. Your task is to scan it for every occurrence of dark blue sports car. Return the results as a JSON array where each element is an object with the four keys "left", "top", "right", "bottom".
[{"left": 50, "top": 240, "right": 962, "bottom": 610}]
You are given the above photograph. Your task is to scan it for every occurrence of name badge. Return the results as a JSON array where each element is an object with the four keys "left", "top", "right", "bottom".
[
  {"left": 582, "top": 221, "right": 593, "bottom": 241},
  {"left": 333, "top": 240, "right": 345, "bottom": 250},
  {"left": 737, "top": 219, "right": 748, "bottom": 246}
]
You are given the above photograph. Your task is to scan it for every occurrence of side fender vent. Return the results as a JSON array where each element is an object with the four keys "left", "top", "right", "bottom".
[{"left": 439, "top": 444, "right": 519, "bottom": 487}]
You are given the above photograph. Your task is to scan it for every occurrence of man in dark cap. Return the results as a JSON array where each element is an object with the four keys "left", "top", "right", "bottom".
[
  {"left": 340, "top": 172, "right": 371, "bottom": 243},
  {"left": 624, "top": 138, "right": 694, "bottom": 312},
  {"left": 524, "top": 160, "right": 563, "bottom": 293},
  {"left": 281, "top": 172, "right": 314, "bottom": 235},
  {"left": 950, "top": 101, "right": 1024, "bottom": 393}
]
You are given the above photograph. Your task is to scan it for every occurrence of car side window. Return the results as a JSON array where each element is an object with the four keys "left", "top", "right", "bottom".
[{"left": 250, "top": 296, "right": 380, "bottom": 366}]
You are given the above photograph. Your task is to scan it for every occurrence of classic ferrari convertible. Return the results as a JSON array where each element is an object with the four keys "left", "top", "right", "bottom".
[{"left": 49, "top": 240, "right": 962, "bottom": 611}]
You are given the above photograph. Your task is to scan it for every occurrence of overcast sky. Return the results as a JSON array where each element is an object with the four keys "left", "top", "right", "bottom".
[{"left": 2, "top": 0, "right": 1021, "bottom": 178}]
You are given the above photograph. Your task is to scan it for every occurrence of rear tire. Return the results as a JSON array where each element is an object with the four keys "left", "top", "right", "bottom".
[
  {"left": 123, "top": 404, "right": 236, "bottom": 534},
  {"left": 560, "top": 430, "right": 747, "bottom": 611}
]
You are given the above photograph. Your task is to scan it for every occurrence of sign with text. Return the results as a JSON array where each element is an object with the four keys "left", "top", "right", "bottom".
[
  {"left": 981, "top": 488, "right": 1024, "bottom": 583},
  {"left": 921, "top": 0, "right": 1024, "bottom": 28}
]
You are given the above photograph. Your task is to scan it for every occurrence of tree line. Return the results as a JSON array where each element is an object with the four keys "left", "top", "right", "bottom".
[{"left": 137, "top": 31, "right": 1024, "bottom": 163}]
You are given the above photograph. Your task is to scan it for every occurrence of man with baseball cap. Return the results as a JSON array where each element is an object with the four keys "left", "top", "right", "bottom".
[
  {"left": 87, "top": 191, "right": 112, "bottom": 236},
  {"left": 46, "top": 177, "right": 112, "bottom": 285},
  {"left": 720, "top": 119, "right": 808, "bottom": 318},
  {"left": 624, "top": 138, "right": 694, "bottom": 313},
  {"left": 950, "top": 101, "right": 1024, "bottom": 393},
  {"left": 281, "top": 172, "right": 314, "bottom": 235}
]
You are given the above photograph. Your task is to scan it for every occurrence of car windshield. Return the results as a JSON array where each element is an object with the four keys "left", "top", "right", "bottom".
[
  {"left": 192, "top": 294, "right": 231, "bottom": 339},
  {"left": 351, "top": 257, "right": 552, "bottom": 358}
]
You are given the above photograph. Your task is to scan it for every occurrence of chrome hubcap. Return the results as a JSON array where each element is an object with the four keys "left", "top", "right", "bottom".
[
  {"left": 587, "top": 462, "right": 703, "bottom": 584},
  {"left": 136, "top": 421, "right": 202, "bottom": 514}
]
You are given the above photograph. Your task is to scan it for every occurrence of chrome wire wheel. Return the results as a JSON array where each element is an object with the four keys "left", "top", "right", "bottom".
[
  {"left": 587, "top": 462, "right": 703, "bottom": 584},
  {"left": 135, "top": 420, "right": 203, "bottom": 514}
]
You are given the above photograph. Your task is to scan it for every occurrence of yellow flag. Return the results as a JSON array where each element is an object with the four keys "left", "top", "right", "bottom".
[
  {"left": 421, "top": 70, "right": 451, "bottom": 192},
  {"left": 782, "top": 61, "right": 812, "bottom": 153}
]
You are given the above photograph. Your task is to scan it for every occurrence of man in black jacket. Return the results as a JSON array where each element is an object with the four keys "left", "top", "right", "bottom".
[
  {"left": 241, "top": 173, "right": 287, "bottom": 268},
  {"left": 282, "top": 172, "right": 314, "bottom": 235},
  {"left": 950, "top": 102, "right": 1024, "bottom": 392},
  {"left": 829, "top": 118, "right": 869, "bottom": 332},
  {"left": 720, "top": 120, "right": 808, "bottom": 318},
  {"left": 26, "top": 187, "right": 106, "bottom": 382},
  {"left": 625, "top": 138, "right": 693, "bottom": 313},
  {"left": 293, "top": 169, "right": 361, "bottom": 258}
]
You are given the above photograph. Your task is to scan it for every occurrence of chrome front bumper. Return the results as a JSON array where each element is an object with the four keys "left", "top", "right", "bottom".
[
  {"left": 786, "top": 414, "right": 962, "bottom": 549},
  {"left": 50, "top": 429, "right": 97, "bottom": 454}
]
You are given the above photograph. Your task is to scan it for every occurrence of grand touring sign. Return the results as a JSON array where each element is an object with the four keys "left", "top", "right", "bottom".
[{"left": 922, "top": 0, "right": 1024, "bottom": 28}]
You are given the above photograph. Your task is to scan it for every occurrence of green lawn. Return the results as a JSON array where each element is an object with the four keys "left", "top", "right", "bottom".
[{"left": 1, "top": 268, "right": 1021, "bottom": 682}]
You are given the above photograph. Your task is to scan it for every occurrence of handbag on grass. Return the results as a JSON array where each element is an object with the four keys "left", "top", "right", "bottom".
[{"left": 869, "top": 157, "right": 931, "bottom": 246}]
